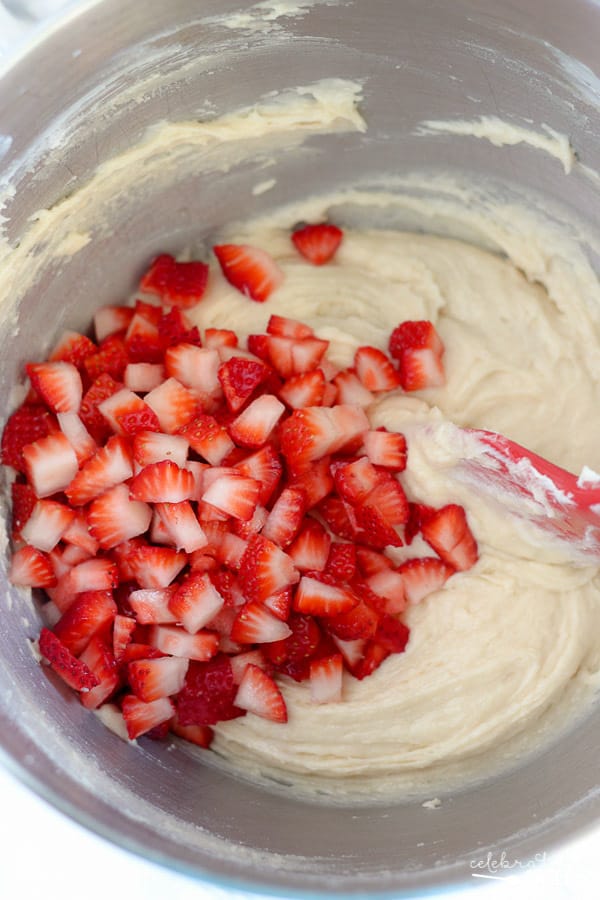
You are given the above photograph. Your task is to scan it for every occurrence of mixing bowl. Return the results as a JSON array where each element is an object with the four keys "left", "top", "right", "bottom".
[{"left": 1, "top": 0, "right": 600, "bottom": 895}]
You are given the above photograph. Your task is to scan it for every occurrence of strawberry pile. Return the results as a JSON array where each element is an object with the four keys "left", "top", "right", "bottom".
[{"left": 2, "top": 222, "right": 477, "bottom": 747}]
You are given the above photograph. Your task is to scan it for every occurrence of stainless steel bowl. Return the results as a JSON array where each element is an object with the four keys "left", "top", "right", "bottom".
[{"left": 1, "top": 1, "right": 599, "bottom": 895}]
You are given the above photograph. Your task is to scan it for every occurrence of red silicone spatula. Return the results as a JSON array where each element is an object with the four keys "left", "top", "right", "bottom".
[{"left": 452, "top": 429, "right": 600, "bottom": 559}]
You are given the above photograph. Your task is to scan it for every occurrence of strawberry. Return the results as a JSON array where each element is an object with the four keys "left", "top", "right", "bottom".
[
  {"left": 140, "top": 254, "right": 209, "bottom": 308},
  {"left": 164, "top": 344, "right": 221, "bottom": 399},
  {"left": 57, "top": 412, "right": 97, "bottom": 464},
  {"left": 66, "top": 435, "right": 133, "bottom": 506},
  {"left": 331, "top": 635, "right": 366, "bottom": 669},
  {"left": 122, "top": 694, "right": 175, "bottom": 739},
  {"left": 158, "top": 308, "right": 202, "bottom": 348},
  {"left": 229, "top": 649, "right": 270, "bottom": 684},
  {"left": 234, "top": 444, "right": 283, "bottom": 505},
  {"left": 133, "top": 431, "right": 189, "bottom": 469},
  {"left": 218, "top": 357, "right": 271, "bottom": 412},
  {"left": 26, "top": 361, "right": 83, "bottom": 414},
  {"left": 421, "top": 504, "right": 478, "bottom": 571},
  {"left": 144, "top": 377, "right": 197, "bottom": 434},
  {"left": 354, "top": 346, "right": 400, "bottom": 392},
  {"left": 88, "top": 483, "right": 152, "bottom": 549},
  {"left": 265, "top": 335, "right": 328, "bottom": 379},
  {"left": 262, "top": 487, "right": 306, "bottom": 548},
  {"left": 234, "top": 663, "right": 287, "bottom": 722},
  {"left": 366, "top": 569, "right": 406, "bottom": 615},
  {"left": 230, "top": 601, "right": 292, "bottom": 644},
  {"left": 405, "top": 502, "right": 436, "bottom": 544},
  {"left": 362, "top": 429, "right": 407, "bottom": 471},
  {"left": 309, "top": 653, "right": 343, "bottom": 703},
  {"left": 355, "top": 547, "right": 394, "bottom": 577},
  {"left": 21, "top": 499, "right": 75, "bottom": 552},
  {"left": 178, "top": 414, "right": 234, "bottom": 465},
  {"left": 62, "top": 513, "right": 100, "bottom": 556},
  {"left": 78, "top": 635, "right": 120, "bottom": 710},
  {"left": 267, "top": 315, "right": 314, "bottom": 339},
  {"left": 351, "top": 503, "right": 403, "bottom": 550},
  {"left": 202, "top": 473, "right": 261, "bottom": 521},
  {"left": 171, "top": 718, "right": 214, "bottom": 748},
  {"left": 318, "top": 495, "right": 356, "bottom": 541},
  {"left": 325, "top": 542, "right": 356, "bottom": 582},
  {"left": 53, "top": 589, "right": 117, "bottom": 655},
  {"left": 332, "top": 370, "right": 373, "bottom": 407},
  {"left": 94, "top": 305, "right": 134, "bottom": 342},
  {"left": 24, "top": 432, "right": 79, "bottom": 498},
  {"left": 332, "top": 456, "right": 380, "bottom": 504},
  {"left": 374, "top": 615, "right": 410, "bottom": 654},
  {"left": 279, "top": 370, "right": 326, "bottom": 409},
  {"left": 79, "top": 374, "right": 122, "bottom": 444},
  {"left": 288, "top": 519, "right": 331, "bottom": 571},
  {"left": 399, "top": 557, "right": 455, "bottom": 605},
  {"left": 9, "top": 545, "right": 56, "bottom": 587},
  {"left": 39, "top": 628, "right": 99, "bottom": 692},
  {"left": 154, "top": 501, "right": 207, "bottom": 553},
  {"left": 213, "top": 243, "right": 283, "bottom": 303},
  {"left": 130, "top": 459, "right": 195, "bottom": 503},
  {"left": 327, "top": 599, "right": 379, "bottom": 640},
  {"left": 128, "top": 587, "right": 178, "bottom": 624},
  {"left": 49, "top": 331, "right": 97, "bottom": 369},
  {"left": 204, "top": 328, "right": 238, "bottom": 349},
  {"left": 84, "top": 333, "right": 129, "bottom": 382},
  {"left": 265, "top": 613, "right": 321, "bottom": 666},
  {"left": 98, "top": 388, "right": 161, "bottom": 437},
  {"left": 294, "top": 576, "right": 358, "bottom": 617},
  {"left": 229, "top": 394, "right": 285, "bottom": 448},
  {"left": 1, "top": 403, "right": 56, "bottom": 472},
  {"left": 113, "top": 614, "right": 136, "bottom": 659},
  {"left": 351, "top": 641, "right": 390, "bottom": 680},
  {"left": 128, "top": 656, "right": 189, "bottom": 702},
  {"left": 169, "top": 572, "right": 225, "bottom": 634},
  {"left": 124, "top": 363, "right": 166, "bottom": 393},
  {"left": 128, "top": 545, "right": 187, "bottom": 589},
  {"left": 175, "top": 654, "right": 245, "bottom": 726},
  {"left": 291, "top": 223, "right": 343, "bottom": 265},
  {"left": 288, "top": 456, "right": 334, "bottom": 508},
  {"left": 11, "top": 481, "right": 36, "bottom": 539},
  {"left": 280, "top": 405, "right": 369, "bottom": 470},
  {"left": 263, "top": 586, "right": 292, "bottom": 621},
  {"left": 246, "top": 333, "right": 270, "bottom": 361},
  {"left": 121, "top": 642, "right": 166, "bottom": 663},
  {"left": 232, "top": 504, "right": 268, "bottom": 539},
  {"left": 239, "top": 534, "right": 299, "bottom": 603},
  {"left": 389, "top": 321, "right": 445, "bottom": 391},
  {"left": 389, "top": 320, "right": 444, "bottom": 359},
  {"left": 148, "top": 625, "right": 219, "bottom": 661},
  {"left": 362, "top": 473, "right": 409, "bottom": 525}
]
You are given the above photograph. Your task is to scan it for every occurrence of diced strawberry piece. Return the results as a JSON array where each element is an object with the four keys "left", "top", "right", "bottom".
[
  {"left": 354, "top": 346, "right": 400, "bottom": 392},
  {"left": 79, "top": 374, "right": 122, "bottom": 444},
  {"left": 266, "top": 315, "right": 314, "bottom": 339},
  {"left": 364, "top": 473, "right": 409, "bottom": 525},
  {"left": 140, "top": 254, "right": 209, "bottom": 308},
  {"left": 421, "top": 504, "right": 478, "bottom": 571},
  {"left": 130, "top": 459, "right": 194, "bottom": 503},
  {"left": 98, "top": 388, "right": 161, "bottom": 437},
  {"left": 366, "top": 569, "right": 407, "bottom": 615},
  {"left": 129, "top": 544, "right": 187, "bottom": 588},
  {"left": 317, "top": 496, "right": 355, "bottom": 541},
  {"left": 165, "top": 344, "right": 221, "bottom": 399},
  {"left": 53, "top": 589, "right": 117, "bottom": 655},
  {"left": 399, "top": 347, "right": 446, "bottom": 391},
  {"left": 9, "top": 545, "right": 56, "bottom": 587},
  {"left": 202, "top": 473, "right": 260, "bottom": 521},
  {"left": 57, "top": 412, "right": 97, "bottom": 464},
  {"left": 124, "top": 362, "right": 166, "bottom": 393},
  {"left": 171, "top": 718, "right": 214, "bottom": 748},
  {"left": 213, "top": 243, "right": 283, "bottom": 303},
  {"left": 178, "top": 414, "right": 234, "bottom": 465},
  {"left": 363, "top": 429, "right": 407, "bottom": 471},
  {"left": 234, "top": 663, "right": 287, "bottom": 722},
  {"left": 124, "top": 313, "right": 163, "bottom": 364},
  {"left": 279, "top": 369, "right": 326, "bottom": 409},
  {"left": 79, "top": 635, "right": 120, "bottom": 710},
  {"left": 1, "top": 403, "right": 57, "bottom": 473},
  {"left": 375, "top": 615, "right": 410, "bottom": 653},
  {"left": 332, "top": 456, "right": 380, "bottom": 504},
  {"left": 262, "top": 487, "right": 306, "bottom": 548},
  {"left": 11, "top": 482, "right": 36, "bottom": 540},
  {"left": 231, "top": 601, "right": 292, "bottom": 644},
  {"left": 351, "top": 502, "right": 403, "bottom": 550},
  {"left": 94, "top": 306, "right": 134, "bottom": 342},
  {"left": 88, "top": 483, "right": 152, "bottom": 549},
  {"left": 55, "top": 561, "right": 118, "bottom": 609},
  {"left": 218, "top": 357, "right": 271, "bottom": 413},
  {"left": 204, "top": 328, "right": 238, "bottom": 349},
  {"left": 229, "top": 394, "right": 285, "bottom": 448},
  {"left": 239, "top": 534, "right": 299, "bottom": 603},
  {"left": 262, "top": 586, "right": 291, "bottom": 621},
  {"left": 66, "top": 435, "right": 133, "bottom": 506},
  {"left": 175, "top": 654, "right": 244, "bottom": 725},
  {"left": 247, "top": 333, "right": 270, "bottom": 361},
  {"left": 389, "top": 320, "right": 444, "bottom": 359},
  {"left": 128, "top": 587, "right": 178, "bottom": 624},
  {"left": 291, "top": 223, "right": 343, "bottom": 265},
  {"left": 49, "top": 331, "right": 97, "bottom": 369},
  {"left": 331, "top": 635, "right": 366, "bottom": 668},
  {"left": 39, "top": 628, "right": 99, "bottom": 692},
  {"left": 332, "top": 369, "right": 373, "bottom": 407},
  {"left": 233, "top": 504, "right": 268, "bottom": 539},
  {"left": 351, "top": 640, "right": 390, "bottom": 680},
  {"left": 325, "top": 542, "right": 356, "bottom": 582},
  {"left": 327, "top": 599, "right": 379, "bottom": 640},
  {"left": 265, "top": 613, "right": 321, "bottom": 667},
  {"left": 266, "top": 335, "right": 328, "bottom": 378},
  {"left": 294, "top": 576, "right": 358, "bottom": 617},
  {"left": 310, "top": 653, "right": 343, "bottom": 703},
  {"left": 169, "top": 572, "right": 225, "bottom": 634},
  {"left": 122, "top": 694, "right": 175, "bottom": 739},
  {"left": 288, "top": 519, "right": 331, "bottom": 571},
  {"left": 229, "top": 649, "right": 269, "bottom": 684},
  {"left": 133, "top": 299, "right": 163, "bottom": 327},
  {"left": 148, "top": 625, "right": 219, "bottom": 661},
  {"left": 144, "top": 377, "right": 197, "bottom": 434},
  {"left": 280, "top": 405, "right": 369, "bottom": 470},
  {"left": 120, "top": 642, "right": 166, "bottom": 663},
  {"left": 212, "top": 533, "right": 248, "bottom": 571},
  {"left": 154, "top": 501, "right": 207, "bottom": 553},
  {"left": 132, "top": 433, "right": 188, "bottom": 471},
  {"left": 60, "top": 513, "right": 99, "bottom": 557},
  {"left": 289, "top": 456, "right": 334, "bottom": 508},
  {"left": 27, "top": 361, "right": 83, "bottom": 414},
  {"left": 113, "top": 614, "right": 136, "bottom": 659},
  {"left": 188, "top": 551, "right": 218, "bottom": 573},
  {"left": 355, "top": 547, "right": 394, "bottom": 577},
  {"left": 405, "top": 502, "right": 436, "bottom": 544},
  {"left": 21, "top": 499, "right": 75, "bottom": 552},
  {"left": 234, "top": 444, "right": 283, "bottom": 505},
  {"left": 128, "top": 656, "right": 189, "bottom": 702},
  {"left": 158, "top": 308, "right": 202, "bottom": 349},
  {"left": 399, "top": 557, "right": 455, "bottom": 605},
  {"left": 24, "top": 432, "right": 79, "bottom": 499},
  {"left": 84, "top": 333, "right": 129, "bottom": 382}
]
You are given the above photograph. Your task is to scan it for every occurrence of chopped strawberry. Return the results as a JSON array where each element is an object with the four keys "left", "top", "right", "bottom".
[
  {"left": 374, "top": 615, "right": 410, "bottom": 654},
  {"left": 148, "top": 625, "right": 219, "bottom": 661},
  {"left": 57, "top": 412, "right": 97, "bottom": 464},
  {"left": 128, "top": 587, "right": 178, "bottom": 624},
  {"left": 53, "top": 589, "right": 117, "bottom": 655},
  {"left": 288, "top": 519, "right": 331, "bottom": 571},
  {"left": 49, "top": 331, "right": 97, "bottom": 369},
  {"left": 265, "top": 335, "right": 328, "bottom": 379},
  {"left": 231, "top": 601, "right": 292, "bottom": 644},
  {"left": 280, "top": 405, "right": 369, "bottom": 470},
  {"left": 267, "top": 315, "right": 314, "bottom": 339},
  {"left": 405, "top": 502, "right": 436, "bottom": 544},
  {"left": 289, "top": 456, "right": 334, "bottom": 508},
  {"left": 26, "top": 361, "right": 83, "bottom": 414},
  {"left": 363, "top": 429, "right": 407, "bottom": 471},
  {"left": 229, "top": 394, "right": 285, "bottom": 448},
  {"left": 128, "top": 656, "right": 189, "bottom": 702},
  {"left": 389, "top": 321, "right": 445, "bottom": 391},
  {"left": 399, "top": 557, "right": 455, "bottom": 605},
  {"left": 175, "top": 653, "right": 244, "bottom": 725},
  {"left": 351, "top": 640, "right": 390, "bottom": 681},
  {"left": 79, "top": 374, "right": 122, "bottom": 444},
  {"left": 309, "top": 653, "right": 343, "bottom": 703},
  {"left": 9, "top": 545, "right": 56, "bottom": 587},
  {"left": 421, "top": 504, "right": 478, "bottom": 571},
  {"left": 362, "top": 472, "right": 409, "bottom": 525},
  {"left": 234, "top": 663, "right": 287, "bottom": 722},
  {"left": 232, "top": 504, "right": 268, "bottom": 539},
  {"left": 262, "top": 486, "right": 306, "bottom": 548},
  {"left": 39, "top": 628, "right": 99, "bottom": 692},
  {"left": 122, "top": 694, "right": 175, "bottom": 739},
  {"left": 120, "top": 642, "right": 166, "bottom": 663},
  {"left": 62, "top": 512, "right": 100, "bottom": 556},
  {"left": 84, "top": 333, "right": 129, "bottom": 382},
  {"left": 331, "top": 635, "right": 366, "bottom": 669},
  {"left": 21, "top": 499, "right": 75, "bottom": 552},
  {"left": 317, "top": 495, "right": 356, "bottom": 541},
  {"left": 218, "top": 357, "right": 271, "bottom": 413},
  {"left": 213, "top": 244, "right": 283, "bottom": 303},
  {"left": 202, "top": 473, "right": 260, "bottom": 521},
  {"left": 389, "top": 320, "right": 444, "bottom": 359},
  {"left": 263, "top": 586, "right": 292, "bottom": 621},
  {"left": 204, "top": 328, "right": 238, "bottom": 349},
  {"left": 279, "top": 369, "right": 326, "bottom": 409},
  {"left": 332, "top": 370, "right": 373, "bottom": 407},
  {"left": 366, "top": 569, "right": 406, "bottom": 615},
  {"left": 332, "top": 456, "right": 380, "bottom": 504},
  {"left": 133, "top": 431, "right": 189, "bottom": 469},
  {"left": 294, "top": 576, "right": 358, "bottom": 617},
  {"left": 66, "top": 435, "right": 133, "bottom": 506},
  {"left": 178, "top": 414, "right": 234, "bottom": 465},
  {"left": 78, "top": 636, "right": 120, "bottom": 710},
  {"left": 124, "top": 363, "right": 166, "bottom": 394},
  {"left": 140, "top": 254, "right": 209, "bottom": 308},
  {"left": 94, "top": 305, "right": 134, "bottom": 342},
  {"left": 239, "top": 534, "right": 299, "bottom": 603},
  {"left": 128, "top": 544, "right": 187, "bottom": 589},
  {"left": 354, "top": 346, "right": 400, "bottom": 392},
  {"left": 144, "top": 377, "right": 197, "bottom": 434},
  {"left": 1, "top": 403, "right": 57, "bottom": 472},
  {"left": 234, "top": 444, "right": 283, "bottom": 505},
  {"left": 11, "top": 481, "right": 36, "bottom": 540},
  {"left": 113, "top": 614, "right": 136, "bottom": 659},
  {"left": 171, "top": 718, "right": 214, "bottom": 748},
  {"left": 154, "top": 501, "right": 207, "bottom": 553},
  {"left": 355, "top": 547, "right": 394, "bottom": 577},
  {"left": 351, "top": 502, "right": 403, "bottom": 550},
  {"left": 88, "top": 483, "right": 152, "bottom": 549},
  {"left": 164, "top": 344, "right": 221, "bottom": 400},
  {"left": 24, "top": 432, "right": 79, "bottom": 499},
  {"left": 325, "top": 542, "right": 356, "bottom": 582},
  {"left": 169, "top": 572, "right": 225, "bottom": 634},
  {"left": 130, "top": 459, "right": 195, "bottom": 503},
  {"left": 265, "top": 613, "right": 321, "bottom": 667},
  {"left": 98, "top": 388, "right": 161, "bottom": 437},
  {"left": 327, "top": 599, "right": 379, "bottom": 640},
  {"left": 246, "top": 333, "right": 270, "bottom": 361},
  {"left": 123, "top": 313, "right": 162, "bottom": 364},
  {"left": 159, "top": 307, "right": 202, "bottom": 349},
  {"left": 291, "top": 223, "right": 343, "bottom": 265},
  {"left": 229, "top": 649, "right": 270, "bottom": 684}
]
